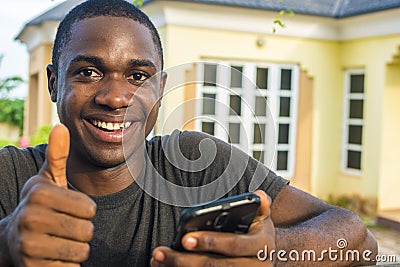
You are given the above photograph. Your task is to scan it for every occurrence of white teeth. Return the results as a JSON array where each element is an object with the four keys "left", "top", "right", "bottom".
[{"left": 91, "top": 119, "right": 132, "bottom": 130}]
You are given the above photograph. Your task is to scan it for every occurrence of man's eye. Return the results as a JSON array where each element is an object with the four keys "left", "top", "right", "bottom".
[
  {"left": 79, "top": 69, "right": 101, "bottom": 78},
  {"left": 129, "top": 72, "right": 148, "bottom": 81}
]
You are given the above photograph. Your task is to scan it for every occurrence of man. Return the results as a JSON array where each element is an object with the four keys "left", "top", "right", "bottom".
[{"left": 0, "top": 0, "right": 377, "bottom": 266}]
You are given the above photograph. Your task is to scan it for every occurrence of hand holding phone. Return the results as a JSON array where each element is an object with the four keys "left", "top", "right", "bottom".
[{"left": 172, "top": 192, "right": 260, "bottom": 251}]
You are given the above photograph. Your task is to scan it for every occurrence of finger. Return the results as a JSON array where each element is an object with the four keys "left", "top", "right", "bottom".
[
  {"left": 19, "top": 232, "right": 90, "bottom": 263},
  {"left": 43, "top": 124, "right": 70, "bottom": 188},
  {"left": 20, "top": 204, "right": 94, "bottom": 242},
  {"left": 151, "top": 246, "right": 269, "bottom": 267},
  {"left": 181, "top": 228, "right": 272, "bottom": 257},
  {"left": 24, "top": 181, "right": 96, "bottom": 219},
  {"left": 253, "top": 190, "right": 272, "bottom": 220}
]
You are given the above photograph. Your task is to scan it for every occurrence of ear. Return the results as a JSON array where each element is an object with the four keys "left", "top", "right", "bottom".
[
  {"left": 157, "top": 71, "right": 167, "bottom": 107},
  {"left": 46, "top": 64, "right": 57, "bottom": 102}
]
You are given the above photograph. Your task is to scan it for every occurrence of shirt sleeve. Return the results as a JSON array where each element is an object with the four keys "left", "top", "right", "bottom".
[
  {"left": 0, "top": 145, "right": 45, "bottom": 219},
  {"left": 0, "top": 146, "right": 21, "bottom": 218}
]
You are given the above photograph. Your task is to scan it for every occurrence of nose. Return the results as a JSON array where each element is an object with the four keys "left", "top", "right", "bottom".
[{"left": 95, "top": 77, "right": 133, "bottom": 109}]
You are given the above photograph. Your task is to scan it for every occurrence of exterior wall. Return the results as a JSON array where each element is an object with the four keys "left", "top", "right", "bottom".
[
  {"left": 291, "top": 71, "right": 313, "bottom": 193},
  {"left": 339, "top": 36, "right": 400, "bottom": 208},
  {"left": 152, "top": 3, "right": 400, "bottom": 203},
  {"left": 24, "top": 43, "right": 54, "bottom": 136},
  {"left": 159, "top": 23, "right": 342, "bottom": 196},
  {"left": 0, "top": 122, "right": 19, "bottom": 141},
  {"left": 379, "top": 60, "right": 400, "bottom": 210}
]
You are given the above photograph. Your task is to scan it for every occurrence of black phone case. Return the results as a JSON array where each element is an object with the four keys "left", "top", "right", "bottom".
[{"left": 172, "top": 192, "right": 260, "bottom": 251}]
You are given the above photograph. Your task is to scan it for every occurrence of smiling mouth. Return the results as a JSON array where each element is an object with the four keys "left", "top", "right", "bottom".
[{"left": 90, "top": 119, "right": 132, "bottom": 131}]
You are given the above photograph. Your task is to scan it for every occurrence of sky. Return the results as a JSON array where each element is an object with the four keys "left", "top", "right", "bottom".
[{"left": 0, "top": 0, "right": 65, "bottom": 98}]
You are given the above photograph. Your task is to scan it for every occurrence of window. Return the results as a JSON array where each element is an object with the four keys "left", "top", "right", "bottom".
[
  {"left": 228, "top": 123, "right": 241, "bottom": 144},
  {"left": 202, "top": 121, "right": 215, "bottom": 135},
  {"left": 202, "top": 93, "right": 216, "bottom": 115},
  {"left": 203, "top": 63, "right": 217, "bottom": 86},
  {"left": 230, "top": 65, "right": 243, "bottom": 88},
  {"left": 256, "top": 67, "right": 268, "bottom": 89},
  {"left": 229, "top": 95, "right": 242, "bottom": 115},
  {"left": 196, "top": 61, "right": 299, "bottom": 177},
  {"left": 342, "top": 70, "right": 365, "bottom": 174}
]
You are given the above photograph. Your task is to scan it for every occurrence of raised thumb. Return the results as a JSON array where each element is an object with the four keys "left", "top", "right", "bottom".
[{"left": 43, "top": 124, "right": 70, "bottom": 188}]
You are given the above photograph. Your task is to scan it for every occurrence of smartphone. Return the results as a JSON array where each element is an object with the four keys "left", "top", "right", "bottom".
[{"left": 172, "top": 192, "right": 261, "bottom": 251}]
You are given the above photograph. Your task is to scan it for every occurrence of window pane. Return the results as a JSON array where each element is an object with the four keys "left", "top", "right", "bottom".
[
  {"left": 349, "top": 100, "right": 364, "bottom": 119},
  {"left": 204, "top": 64, "right": 217, "bottom": 86},
  {"left": 277, "top": 151, "right": 288, "bottom": 170},
  {"left": 229, "top": 95, "right": 242, "bottom": 116},
  {"left": 280, "top": 69, "right": 292, "bottom": 90},
  {"left": 255, "top": 96, "right": 267, "bottom": 116},
  {"left": 202, "top": 93, "right": 216, "bottom": 115},
  {"left": 256, "top": 67, "right": 268, "bottom": 89},
  {"left": 348, "top": 125, "right": 362, "bottom": 145},
  {"left": 279, "top": 97, "right": 291, "bottom": 117},
  {"left": 278, "top": 124, "right": 289, "bottom": 144},
  {"left": 253, "top": 123, "right": 265, "bottom": 144},
  {"left": 350, "top": 74, "right": 364, "bottom": 93},
  {"left": 230, "top": 65, "right": 243, "bottom": 88},
  {"left": 202, "top": 122, "right": 214, "bottom": 135},
  {"left": 347, "top": 150, "right": 361, "bottom": 170},
  {"left": 253, "top": 150, "right": 264, "bottom": 163},
  {"left": 228, "top": 123, "right": 241, "bottom": 144}
]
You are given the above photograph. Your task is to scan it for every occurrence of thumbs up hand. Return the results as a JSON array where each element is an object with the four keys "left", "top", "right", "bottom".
[
  {"left": 42, "top": 124, "right": 70, "bottom": 188},
  {"left": 2, "top": 124, "right": 97, "bottom": 267}
]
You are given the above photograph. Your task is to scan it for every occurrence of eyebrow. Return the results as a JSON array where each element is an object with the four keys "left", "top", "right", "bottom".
[
  {"left": 69, "top": 55, "right": 157, "bottom": 71},
  {"left": 128, "top": 59, "right": 157, "bottom": 72},
  {"left": 69, "top": 55, "right": 105, "bottom": 66}
]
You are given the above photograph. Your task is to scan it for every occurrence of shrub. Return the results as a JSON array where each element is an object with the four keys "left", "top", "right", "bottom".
[
  {"left": 0, "top": 139, "right": 16, "bottom": 148},
  {"left": 30, "top": 125, "right": 52, "bottom": 146}
]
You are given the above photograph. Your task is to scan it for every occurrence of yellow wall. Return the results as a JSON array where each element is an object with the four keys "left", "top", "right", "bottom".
[
  {"left": 379, "top": 61, "right": 400, "bottom": 210},
  {"left": 25, "top": 43, "right": 54, "bottom": 136},
  {"left": 337, "top": 36, "right": 400, "bottom": 202},
  {"left": 291, "top": 71, "right": 314, "bottom": 193},
  {"left": 0, "top": 122, "right": 19, "bottom": 141},
  {"left": 161, "top": 24, "right": 400, "bottom": 204},
  {"left": 161, "top": 24, "right": 343, "bottom": 197}
]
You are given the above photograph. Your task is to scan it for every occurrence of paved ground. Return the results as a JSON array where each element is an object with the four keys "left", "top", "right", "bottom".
[{"left": 369, "top": 227, "right": 400, "bottom": 266}]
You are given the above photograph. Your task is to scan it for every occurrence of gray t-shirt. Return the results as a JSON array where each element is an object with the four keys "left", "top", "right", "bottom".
[{"left": 0, "top": 130, "right": 288, "bottom": 266}]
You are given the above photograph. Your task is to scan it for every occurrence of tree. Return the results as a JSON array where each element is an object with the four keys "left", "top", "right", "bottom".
[
  {"left": 132, "top": 0, "right": 143, "bottom": 6},
  {"left": 0, "top": 55, "right": 25, "bottom": 135}
]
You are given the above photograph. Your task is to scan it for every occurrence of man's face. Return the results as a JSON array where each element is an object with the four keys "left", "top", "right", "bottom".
[{"left": 48, "top": 16, "right": 166, "bottom": 167}]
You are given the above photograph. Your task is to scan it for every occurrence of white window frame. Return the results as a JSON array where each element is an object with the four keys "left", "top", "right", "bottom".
[
  {"left": 195, "top": 61, "right": 299, "bottom": 178},
  {"left": 341, "top": 69, "right": 365, "bottom": 175}
]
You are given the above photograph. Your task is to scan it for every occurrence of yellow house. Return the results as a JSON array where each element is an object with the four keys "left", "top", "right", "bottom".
[{"left": 16, "top": 0, "right": 400, "bottom": 226}]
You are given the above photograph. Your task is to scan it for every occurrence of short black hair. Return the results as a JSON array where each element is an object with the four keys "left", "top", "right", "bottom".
[{"left": 52, "top": 0, "right": 163, "bottom": 71}]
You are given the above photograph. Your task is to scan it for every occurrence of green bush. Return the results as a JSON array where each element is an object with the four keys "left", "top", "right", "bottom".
[
  {"left": 0, "top": 139, "right": 16, "bottom": 148},
  {"left": 30, "top": 125, "right": 52, "bottom": 146},
  {"left": 0, "top": 98, "right": 24, "bottom": 135}
]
